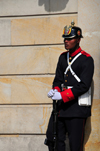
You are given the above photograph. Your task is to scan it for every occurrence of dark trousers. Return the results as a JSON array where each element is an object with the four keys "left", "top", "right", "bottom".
[{"left": 46, "top": 114, "right": 86, "bottom": 151}]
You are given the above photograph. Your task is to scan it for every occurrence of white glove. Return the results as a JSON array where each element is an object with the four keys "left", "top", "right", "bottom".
[
  {"left": 47, "top": 89, "right": 58, "bottom": 98},
  {"left": 51, "top": 92, "right": 62, "bottom": 100}
]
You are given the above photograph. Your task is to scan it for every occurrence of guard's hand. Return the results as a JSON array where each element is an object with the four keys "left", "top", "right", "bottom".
[
  {"left": 47, "top": 89, "right": 55, "bottom": 98},
  {"left": 47, "top": 89, "right": 58, "bottom": 98},
  {"left": 51, "top": 92, "right": 62, "bottom": 100}
]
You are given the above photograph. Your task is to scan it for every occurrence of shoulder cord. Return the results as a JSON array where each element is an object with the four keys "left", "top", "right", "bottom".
[{"left": 64, "top": 52, "right": 82, "bottom": 82}]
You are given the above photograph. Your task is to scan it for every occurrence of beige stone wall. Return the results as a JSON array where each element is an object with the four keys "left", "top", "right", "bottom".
[
  {"left": 0, "top": 0, "right": 78, "bottom": 151},
  {"left": 0, "top": 0, "right": 99, "bottom": 151},
  {"left": 78, "top": 0, "right": 100, "bottom": 151}
]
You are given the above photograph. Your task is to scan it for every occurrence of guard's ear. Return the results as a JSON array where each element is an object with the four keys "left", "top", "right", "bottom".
[{"left": 77, "top": 38, "right": 81, "bottom": 43}]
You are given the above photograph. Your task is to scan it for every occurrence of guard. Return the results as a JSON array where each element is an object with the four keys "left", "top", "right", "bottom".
[{"left": 45, "top": 20, "right": 94, "bottom": 151}]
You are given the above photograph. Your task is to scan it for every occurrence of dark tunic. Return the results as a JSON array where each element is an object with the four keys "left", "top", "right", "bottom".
[{"left": 53, "top": 47, "right": 94, "bottom": 118}]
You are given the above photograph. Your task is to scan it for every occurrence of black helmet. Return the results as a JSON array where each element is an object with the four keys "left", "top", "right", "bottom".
[{"left": 62, "top": 20, "right": 83, "bottom": 38}]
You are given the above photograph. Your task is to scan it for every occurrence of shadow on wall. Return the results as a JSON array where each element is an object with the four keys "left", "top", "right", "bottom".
[
  {"left": 38, "top": 0, "right": 69, "bottom": 12},
  {"left": 83, "top": 80, "right": 94, "bottom": 151}
]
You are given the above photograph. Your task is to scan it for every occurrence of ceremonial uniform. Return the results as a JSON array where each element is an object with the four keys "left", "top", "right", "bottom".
[
  {"left": 53, "top": 47, "right": 94, "bottom": 118},
  {"left": 45, "top": 21, "right": 94, "bottom": 151}
]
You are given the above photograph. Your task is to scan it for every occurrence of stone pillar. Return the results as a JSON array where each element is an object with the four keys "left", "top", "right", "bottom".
[{"left": 78, "top": 0, "right": 100, "bottom": 151}]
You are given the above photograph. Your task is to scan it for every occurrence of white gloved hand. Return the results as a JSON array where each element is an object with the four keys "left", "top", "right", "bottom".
[
  {"left": 47, "top": 89, "right": 54, "bottom": 98},
  {"left": 51, "top": 92, "right": 62, "bottom": 100},
  {"left": 47, "top": 89, "right": 58, "bottom": 98}
]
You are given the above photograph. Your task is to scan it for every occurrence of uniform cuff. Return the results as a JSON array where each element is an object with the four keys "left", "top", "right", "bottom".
[
  {"left": 53, "top": 86, "right": 61, "bottom": 92},
  {"left": 60, "top": 88, "right": 75, "bottom": 103}
]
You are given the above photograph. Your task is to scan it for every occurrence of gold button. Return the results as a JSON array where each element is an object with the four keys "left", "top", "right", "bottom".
[
  {"left": 69, "top": 57, "right": 72, "bottom": 60},
  {"left": 67, "top": 93, "right": 69, "bottom": 95},
  {"left": 65, "top": 80, "right": 67, "bottom": 82},
  {"left": 66, "top": 74, "right": 68, "bottom": 77},
  {"left": 69, "top": 62, "right": 71, "bottom": 64}
]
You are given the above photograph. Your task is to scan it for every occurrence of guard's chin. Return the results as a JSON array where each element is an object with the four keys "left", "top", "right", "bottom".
[{"left": 65, "top": 47, "right": 69, "bottom": 50}]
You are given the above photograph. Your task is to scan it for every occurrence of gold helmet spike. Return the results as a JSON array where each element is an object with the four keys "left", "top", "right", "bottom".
[{"left": 71, "top": 20, "right": 75, "bottom": 27}]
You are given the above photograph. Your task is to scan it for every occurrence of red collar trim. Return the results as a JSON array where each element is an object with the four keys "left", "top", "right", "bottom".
[{"left": 69, "top": 47, "right": 82, "bottom": 57}]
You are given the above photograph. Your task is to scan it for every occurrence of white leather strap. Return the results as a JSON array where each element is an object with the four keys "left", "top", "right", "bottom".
[{"left": 64, "top": 52, "right": 82, "bottom": 82}]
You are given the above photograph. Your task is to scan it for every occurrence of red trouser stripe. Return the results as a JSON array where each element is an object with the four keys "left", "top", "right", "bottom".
[{"left": 80, "top": 119, "right": 86, "bottom": 151}]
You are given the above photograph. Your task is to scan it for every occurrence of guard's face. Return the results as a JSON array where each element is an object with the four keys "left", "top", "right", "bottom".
[{"left": 64, "top": 37, "right": 80, "bottom": 50}]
